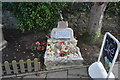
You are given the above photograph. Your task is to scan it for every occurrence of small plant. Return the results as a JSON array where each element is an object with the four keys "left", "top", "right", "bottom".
[{"left": 31, "top": 41, "right": 47, "bottom": 56}]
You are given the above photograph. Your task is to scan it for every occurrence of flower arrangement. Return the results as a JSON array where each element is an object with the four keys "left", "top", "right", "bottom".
[
  {"left": 31, "top": 41, "right": 47, "bottom": 55},
  {"left": 30, "top": 38, "right": 47, "bottom": 68},
  {"left": 47, "top": 40, "right": 78, "bottom": 58},
  {"left": 59, "top": 50, "right": 67, "bottom": 57}
]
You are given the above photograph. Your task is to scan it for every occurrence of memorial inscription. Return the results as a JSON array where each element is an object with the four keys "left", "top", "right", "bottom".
[{"left": 55, "top": 31, "right": 71, "bottom": 39}]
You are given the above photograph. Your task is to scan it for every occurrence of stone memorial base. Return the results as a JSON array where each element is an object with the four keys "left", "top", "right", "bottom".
[
  {"left": 44, "top": 39, "right": 83, "bottom": 70},
  {"left": 0, "top": 24, "right": 7, "bottom": 51},
  {"left": 44, "top": 53, "right": 83, "bottom": 70},
  {"left": 0, "top": 40, "right": 7, "bottom": 51}
]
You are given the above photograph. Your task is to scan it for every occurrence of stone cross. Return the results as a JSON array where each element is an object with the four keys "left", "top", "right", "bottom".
[
  {"left": 57, "top": 21, "right": 68, "bottom": 28},
  {"left": 57, "top": 13, "right": 68, "bottom": 28}
]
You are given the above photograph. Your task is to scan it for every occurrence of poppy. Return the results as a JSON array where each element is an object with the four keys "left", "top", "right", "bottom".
[
  {"left": 59, "top": 51, "right": 67, "bottom": 57},
  {"left": 60, "top": 51, "right": 67, "bottom": 53},
  {"left": 42, "top": 46, "right": 45, "bottom": 50},
  {"left": 59, "top": 53, "right": 63, "bottom": 57},
  {"left": 42, "top": 42, "right": 47, "bottom": 46},
  {"left": 60, "top": 42, "right": 65, "bottom": 45},
  {"left": 36, "top": 46, "right": 41, "bottom": 50},
  {"left": 36, "top": 41, "right": 40, "bottom": 45}
]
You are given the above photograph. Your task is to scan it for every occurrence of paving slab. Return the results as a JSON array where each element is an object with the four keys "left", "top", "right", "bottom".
[
  {"left": 22, "top": 73, "right": 47, "bottom": 80},
  {"left": 2, "top": 77, "right": 21, "bottom": 80},
  {"left": 68, "top": 75, "right": 80, "bottom": 78},
  {"left": 68, "top": 67, "right": 89, "bottom": 78},
  {"left": 67, "top": 78, "right": 91, "bottom": 80},
  {"left": 46, "top": 71, "right": 67, "bottom": 78},
  {"left": 112, "top": 62, "right": 119, "bottom": 79},
  {"left": 4, "top": 63, "right": 119, "bottom": 79}
]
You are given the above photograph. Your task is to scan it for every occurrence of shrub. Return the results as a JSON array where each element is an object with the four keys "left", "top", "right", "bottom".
[{"left": 8, "top": 2, "right": 67, "bottom": 33}]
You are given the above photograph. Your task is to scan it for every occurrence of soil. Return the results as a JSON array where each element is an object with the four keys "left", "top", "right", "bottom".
[
  {"left": 2, "top": 28, "right": 102, "bottom": 66},
  {"left": 2, "top": 28, "right": 47, "bottom": 67}
]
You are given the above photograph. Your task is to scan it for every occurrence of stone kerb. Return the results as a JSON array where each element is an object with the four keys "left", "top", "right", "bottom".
[
  {"left": 44, "top": 21, "right": 83, "bottom": 69},
  {"left": 0, "top": 24, "right": 7, "bottom": 51}
]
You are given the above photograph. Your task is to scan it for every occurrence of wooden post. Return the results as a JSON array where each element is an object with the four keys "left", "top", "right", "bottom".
[
  {"left": 27, "top": 59, "right": 32, "bottom": 72},
  {"left": 0, "top": 63, "right": 2, "bottom": 79},
  {"left": 38, "top": 62, "right": 41, "bottom": 70},
  {"left": 34, "top": 58, "right": 38, "bottom": 71},
  {"left": 12, "top": 60, "right": 18, "bottom": 74},
  {"left": 4, "top": 61, "right": 11, "bottom": 74},
  {"left": 19, "top": 60, "right": 25, "bottom": 73}
]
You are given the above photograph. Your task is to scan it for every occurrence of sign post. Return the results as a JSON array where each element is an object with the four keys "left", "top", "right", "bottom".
[{"left": 88, "top": 32, "right": 120, "bottom": 79}]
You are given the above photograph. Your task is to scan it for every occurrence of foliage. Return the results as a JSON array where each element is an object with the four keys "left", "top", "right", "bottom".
[
  {"left": 4, "top": 2, "right": 67, "bottom": 33},
  {"left": 63, "top": 2, "right": 92, "bottom": 14},
  {"left": 66, "top": 2, "right": 120, "bottom": 16},
  {"left": 2, "top": 2, "right": 120, "bottom": 33},
  {"left": 105, "top": 2, "right": 120, "bottom": 16}
]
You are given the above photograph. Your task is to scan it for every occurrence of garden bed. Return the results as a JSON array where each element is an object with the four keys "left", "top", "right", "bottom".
[
  {"left": 2, "top": 28, "right": 47, "bottom": 68},
  {"left": 2, "top": 28, "right": 102, "bottom": 67}
]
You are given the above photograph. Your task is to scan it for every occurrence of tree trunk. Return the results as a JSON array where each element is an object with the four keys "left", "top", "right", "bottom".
[{"left": 87, "top": 2, "right": 108, "bottom": 44}]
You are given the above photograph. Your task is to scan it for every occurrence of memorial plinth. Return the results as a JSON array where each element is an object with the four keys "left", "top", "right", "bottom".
[
  {"left": 0, "top": 24, "right": 7, "bottom": 51},
  {"left": 44, "top": 21, "right": 83, "bottom": 69}
]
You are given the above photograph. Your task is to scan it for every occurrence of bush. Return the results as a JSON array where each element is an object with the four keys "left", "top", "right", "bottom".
[
  {"left": 106, "top": 2, "right": 120, "bottom": 16},
  {"left": 6, "top": 2, "right": 67, "bottom": 33}
]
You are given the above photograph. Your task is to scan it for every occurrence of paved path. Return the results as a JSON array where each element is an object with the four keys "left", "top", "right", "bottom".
[
  {"left": 22, "top": 62, "right": 119, "bottom": 79},
  {"left": 22, "top": 66, "right": 89, "bottom": 79},
  {"left": 2, "top": 62, "right": 119, "bottom": 80}
]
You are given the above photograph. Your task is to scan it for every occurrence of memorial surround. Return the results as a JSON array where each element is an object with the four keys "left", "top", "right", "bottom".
[{"left": 44, "top": 21, "right": 83, "bottom": 69}]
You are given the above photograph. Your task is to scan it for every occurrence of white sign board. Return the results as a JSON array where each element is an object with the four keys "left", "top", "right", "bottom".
[
  {"left": 55, "top": 31, "right": 71, "bottom": 39},
  {"left": 88, "top": 32, "right": 120, "bottom": 78}
]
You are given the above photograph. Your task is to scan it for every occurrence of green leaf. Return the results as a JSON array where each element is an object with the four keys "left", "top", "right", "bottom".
[{"left": 6, "top": 2, "right": 67, "bottom": 33}]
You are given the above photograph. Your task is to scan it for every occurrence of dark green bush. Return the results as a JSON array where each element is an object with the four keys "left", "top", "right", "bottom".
[
  {"left": 8, "top": 2, "right": 67, "bottom": 33},
  {"left": 3, "top": 2, "right": 120, "bottom": 33},
  {"left": 106, "top": 2, "right": 120, "bottom": 16}
]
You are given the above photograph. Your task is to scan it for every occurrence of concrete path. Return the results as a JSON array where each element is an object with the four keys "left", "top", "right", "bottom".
[
  {"left": 2, "top": 62, "right": 119, "bottom": 80},
  {"left": 22, "top": 62, "right": 119, "bottom": 79},
  {"left": 22, "top": 66, "right": 90, "bottom": 79}
]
